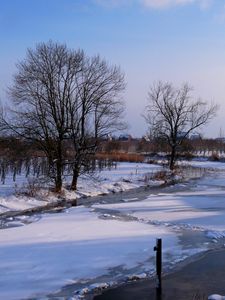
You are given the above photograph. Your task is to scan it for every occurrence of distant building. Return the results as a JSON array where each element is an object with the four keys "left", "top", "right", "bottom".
[
  {"left": 190, "top": 133, "right": 201, "bottom": 140},
  {"left": 118, "top": 134, "right": 132, "bottom": 141}
]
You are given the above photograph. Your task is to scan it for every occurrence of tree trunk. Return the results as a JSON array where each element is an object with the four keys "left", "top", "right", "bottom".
[
  {"left": 55, "top": 160, "right": 62, "bottom": 192},
  {"left": 169, "top": 146, "right": 176, "bottom": 170},
  {"left": 54, "top": 142, "right": 63, "bottom": 193},
  {"left": 71, "top": 166, "right": 80, "bottom": 191}
]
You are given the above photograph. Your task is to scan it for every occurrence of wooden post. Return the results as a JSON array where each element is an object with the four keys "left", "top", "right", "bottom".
[{"left": 154, "top": 238, "right": 162, "bottom": 297}]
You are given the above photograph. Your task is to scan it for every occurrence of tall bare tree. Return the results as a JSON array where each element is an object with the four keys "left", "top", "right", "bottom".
[
  {"left": 144, "top": 81, "right": 217, "bottom": 170},
  {"left": 1, "top": 41, "right": 125, "bottom": 192},
  {"left": 1, "top": 42, "right": 83, "bottom": 191},
  {"left": 68, "top": 55, "right": 125, "bottom": 190}
]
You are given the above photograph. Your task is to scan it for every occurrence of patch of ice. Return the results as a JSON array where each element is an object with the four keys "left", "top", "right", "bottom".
[
  {"left": 207, "top": 231, "right": 225, "bottom": 239},
  {"left": 122, "top": 198, "right": 138, "bottom": 202},
  {"left": 208, "top": 295, "right": 225, "bottom": 300},
  {"left": 128, "top": 273, "right": 147, "bottom": 280},
  {"left": 89, "top": 282, "right": 109, "bottom": 291}
]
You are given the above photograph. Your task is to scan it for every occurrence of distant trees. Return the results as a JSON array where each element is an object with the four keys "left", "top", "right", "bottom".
[
  {"left": 144, "top": 81, "right": 217, "bottom": 170},
  {"left": 1, "top": 41, "right": 125, "bottom": 192},
  {"left": 0, "top": 137, "right": 33, "bottom": 184}
]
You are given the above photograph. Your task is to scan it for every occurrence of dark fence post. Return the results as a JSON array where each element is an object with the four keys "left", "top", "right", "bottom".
[{"left": 154, "top": 238, "right": 162, "bottom": 297}]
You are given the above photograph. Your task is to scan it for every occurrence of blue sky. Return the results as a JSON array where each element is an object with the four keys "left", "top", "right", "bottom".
[{"left": 1, "top": 0, "right": 225, "bottom": 137}]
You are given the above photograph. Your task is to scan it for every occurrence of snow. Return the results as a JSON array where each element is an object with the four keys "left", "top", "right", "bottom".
[
  {"left": 0, "top": 162, "right": 163, "bottom": 213},
  {"left": 95, "top": 192, "right": 223, "bottom": 229},
  {"left": 67, "top": 162, "right": 164, "bottom": 197},
  {"left": 180, "top": 160, "right": 225, "bottom": 170},
  {"left": 0, "top": 206, "right": 180, "bottom": 300},
  {"left": 1, "top": 160, "right": 225, "bottom": 299},
  {"left": 208, "top": 295, "right": 225, "bottom": 300},
  {"left": 94, "top": 175, "right": 225, "bottom": 238}
]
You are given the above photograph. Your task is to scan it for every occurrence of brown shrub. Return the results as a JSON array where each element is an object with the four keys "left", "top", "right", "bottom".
[
  {"left": 95, "top": 152, "right": 145, "bottom": 163},
  {"left": 152, "top": 170, "right": 169, "bottom": 181},
  {"left": 210, "top": 152, "right": 220, "bottom": 161}
]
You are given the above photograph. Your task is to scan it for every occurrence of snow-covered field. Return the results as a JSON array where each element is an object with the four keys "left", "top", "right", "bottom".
[
  {"left": 0, "top": 207, "right": 179, "bottom": 299},
  {"left": 1, "top": 160, "right": 225, "bottom": 299}
]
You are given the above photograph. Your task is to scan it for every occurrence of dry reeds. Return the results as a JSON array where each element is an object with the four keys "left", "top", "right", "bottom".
[{"left": 95, "top": 152, "right": 145, "bottom": 163}]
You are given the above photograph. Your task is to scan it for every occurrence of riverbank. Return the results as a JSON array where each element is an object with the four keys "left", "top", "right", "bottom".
[
  {"left": 0, "top": 162, "right": 164, "bottom": 215},
  {"left": 94, "top": 248, "right": 225, "bottom": 300},
  {"left": 0, "top": 160, "right": 212, "bottom": 216}
]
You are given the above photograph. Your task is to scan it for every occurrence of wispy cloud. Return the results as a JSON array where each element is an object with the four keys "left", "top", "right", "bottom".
[
  {"left": 94, "top": 0, "right": 213, "bottom": 9},
  {"left": 142, "top": 0, "right": 212, "bottom": 9},
  {"left": 94, "top": 0, "right": 132, "bottom": 8}
]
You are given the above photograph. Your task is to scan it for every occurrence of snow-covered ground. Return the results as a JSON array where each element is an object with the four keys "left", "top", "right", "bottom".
[
  {"left": 1, "top": 160, "right": 225, "bottom": 299},
  {"left": 0, "top": 206, "right": 179, "bottom": 299},
  {"left": 179, "top": 159, "right": 225, "bottom": 170},
  {"left": 0, "top": 162, "right": 163, "bottom": 214}
]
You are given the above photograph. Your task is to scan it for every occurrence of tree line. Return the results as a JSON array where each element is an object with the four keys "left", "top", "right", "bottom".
[{"left": 0, "top": 41, "right": 218, "bottom": 192}]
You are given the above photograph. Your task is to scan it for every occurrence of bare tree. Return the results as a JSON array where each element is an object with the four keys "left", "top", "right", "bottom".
[
  {"left": 3, "top": 42, "right": 84, "bottom": 192},
  {"left": 144, "top": 81, "right": 217, "bottom": 170},
  {"left": 68, "top": 55, "right": 125, "bottom": 190},
  {"left": 1, "top": 41, "right": 125, "bottom": 192}
]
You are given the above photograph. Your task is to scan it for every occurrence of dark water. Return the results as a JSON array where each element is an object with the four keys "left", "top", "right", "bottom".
[
  {"left": 78, "top": 176, "right": 201, "bottom": 207},
  {"left": 0, "top": 166, "right": 207, "bottom": 229},
  {"left": 94, "top": 249, "right": 225, "bottom": 300}
]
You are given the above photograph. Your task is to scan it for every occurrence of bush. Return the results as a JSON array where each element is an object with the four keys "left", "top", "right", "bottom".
[
  {"left": 15, "top": 177, "right": 48, "bottom": 198},
  {"left": 210, "top": 152, "right": 220, "bottom": 161},
  {"left": 152, "top": 170, "right": 169, "bottom": 181}
]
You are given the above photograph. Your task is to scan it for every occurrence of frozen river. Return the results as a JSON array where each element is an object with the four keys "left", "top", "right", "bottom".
[{"left": 1, "top": 163, "right": 225, "bottom": 299}]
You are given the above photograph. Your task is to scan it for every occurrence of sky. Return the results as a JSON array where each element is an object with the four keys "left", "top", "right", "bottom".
[{"left": 1, "top": 0, "right": 225, "bottom": 138}]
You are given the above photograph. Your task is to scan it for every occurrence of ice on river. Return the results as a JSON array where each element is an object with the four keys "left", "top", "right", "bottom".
[
  {"left": 0, "top": 206, "right": 186, "bottom": 300},
  {"left": 1, "top": 160, "right": 225, "bottom": 299},
  {"left": 95, "top": 171, "right": 225, "bottom": 237}
]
